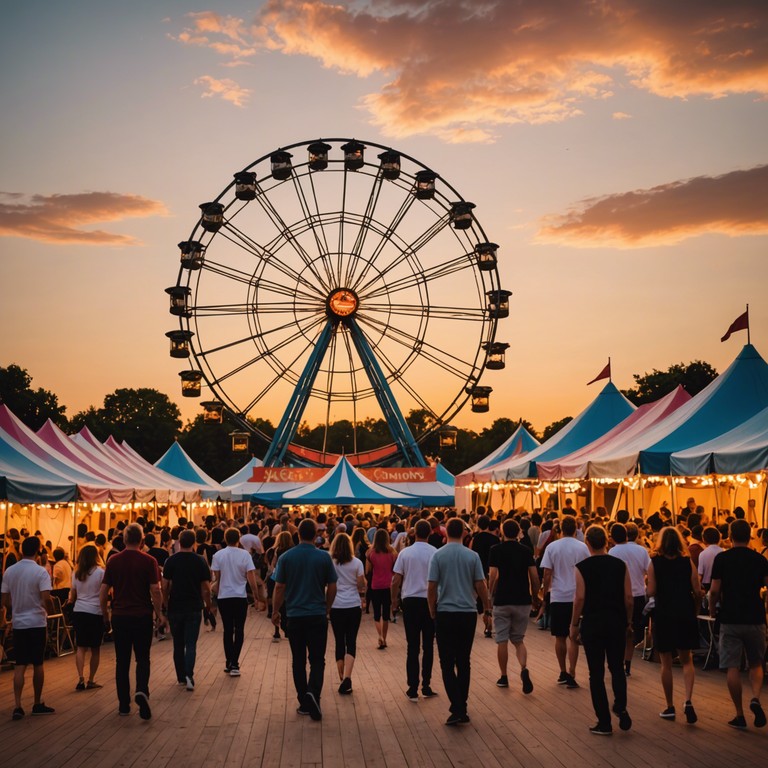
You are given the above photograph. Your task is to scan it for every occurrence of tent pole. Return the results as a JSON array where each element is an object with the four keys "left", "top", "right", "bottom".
[
  {"left": 670, "top": 478, "right": 677, "bottom": 525},
  {"left": 73, "top": 499, "right": 79, "bottom": 562},
  {"left": 762, "top": 479, "right": 767, "bottom": 528}
]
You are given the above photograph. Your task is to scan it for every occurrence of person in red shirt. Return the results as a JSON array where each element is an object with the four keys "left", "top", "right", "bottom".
[{"left": 99, "top": 523, "right": 167, "bottom": 720}]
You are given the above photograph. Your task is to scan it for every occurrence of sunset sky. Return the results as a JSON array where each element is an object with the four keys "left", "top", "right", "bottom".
[{"left": 1, "top": 0, "right": 766, "bottom": 443}]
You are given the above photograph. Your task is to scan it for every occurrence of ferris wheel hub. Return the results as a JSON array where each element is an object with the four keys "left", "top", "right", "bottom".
[{"left": 326, "top": 288, "right": 359, "bottom": 319}]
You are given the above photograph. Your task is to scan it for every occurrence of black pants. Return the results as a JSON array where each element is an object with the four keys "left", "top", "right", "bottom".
[
  {"left": 111, "top": 614, "right": 153, "bottom": 710},
  {"left": 168, "top": 610, "right": 202, "bottom": 681},
  {"left": 287, "top": 615, "right": 328, "bottom": 705},
  {"left": 435, "top": 612, "right": 476, "bottom": 716},
  {"left": 580, "top": 617, "right": 627, "bottom": 726},
  {"left": 329, "top": 607, "right": 362, "bottom": 661},
  {"left": 217, "top": 597, "right": 248, "bottom": 666},
  {"left": 402, "top": 597, "right": 435, "bottom": 691}
]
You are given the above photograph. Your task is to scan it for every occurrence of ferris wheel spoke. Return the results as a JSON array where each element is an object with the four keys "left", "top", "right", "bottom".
[
  {"left": 361, "top": 253, "right": 476, "bottom": 302},
  {"left": 362, "top": 303, "right": 487, "bottom": 322},
  {"left": 353, "top": 322, "right": 437, "bottom": 418},
  {"left": 341, "top": 329, "right": 360, "bottom": 453},
  {"left": 197, "top": 313, "right": 323, "bottom": 357},
  {"left": 290, "top": 173, "right": 336, "bottom": 288},
  {"left": 343, "top": 172, "right": 385, "bottom": 288},
  {"left": 203, "top": 261, "right": 320, "bottom": 303},
  {"left": 191, "top": 300, "right": 319, "bottom": 317},
  {"left": 351, "top": 187, "right": 418, "bottom": 290},
  {"left": 357, "top": 314, "right": 478, "bottom": 378},
  {"left": 249, "top": 181, "right": 330, "bottom": 291},
  {"left": 215, "top": 225, "right": 322, "bottom": 296},
  {"left": 354, "top": 214, "right": 450, "bottom": 296},
  {"left": 320, "top": 329, "right": 340, "bottom": 454},
  {"left": 238, "top": 322, "right": 328, "bottom": 414}
]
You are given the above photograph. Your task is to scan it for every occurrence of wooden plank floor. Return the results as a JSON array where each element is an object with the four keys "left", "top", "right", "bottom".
[{"left": 1, "top": 609, "right": 766, "bottom": 768}]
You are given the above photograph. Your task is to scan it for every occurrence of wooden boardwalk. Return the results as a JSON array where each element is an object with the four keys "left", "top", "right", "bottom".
[{"left": 1, "top": 609, "right": 765, "bottom": 768}]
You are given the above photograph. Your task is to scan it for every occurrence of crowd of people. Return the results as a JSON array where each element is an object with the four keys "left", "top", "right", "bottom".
[{"left": 1, "top": 497, "right": 767, "bottom": 736}]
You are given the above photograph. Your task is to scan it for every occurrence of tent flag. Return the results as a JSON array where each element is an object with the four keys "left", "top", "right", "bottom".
[
  {"left": 721, "top": 307, "right": 749, "bottom": 343},
  {"left": 587, "top": 359, "right": 611, "bottom": 386}
]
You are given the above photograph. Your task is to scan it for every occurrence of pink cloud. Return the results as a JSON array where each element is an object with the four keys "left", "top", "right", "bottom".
[
  {"left": 170, "top": 1, "right": 767, "bottom": 141},
  {"left": 194, "top": 75, "right": 251, "bottom": 106},
  {"left": 0, "top": 192, "right": 167, "bottom": 245},
  {"left": 536, "top": 165, "right": 768, "bottom": 247}
]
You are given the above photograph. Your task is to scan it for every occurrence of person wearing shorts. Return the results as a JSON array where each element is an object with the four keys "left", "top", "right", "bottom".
[
  {"left": 1, "top": 535, "right": 55, "bottom": 720},
  {"left": 540, "top": 516, "right": 589, "bottom": 688},
  {"left": 709, "top": 519, "right": 768, "bottom": 730},
  {"left": 489, "top": 519, "right": 540, "bottom": 694}
]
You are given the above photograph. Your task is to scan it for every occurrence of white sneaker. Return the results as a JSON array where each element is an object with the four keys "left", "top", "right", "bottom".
[
  {"left": 186, "top": 676, "right": 195, "bottom": 691},
  {"left": 229, "top": 666, "right": 241, "bottom": 677}
]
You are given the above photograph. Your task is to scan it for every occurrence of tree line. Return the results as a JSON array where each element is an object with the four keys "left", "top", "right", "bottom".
[{"left": 0, "top": 361, "right": 717, "bottom": 481}]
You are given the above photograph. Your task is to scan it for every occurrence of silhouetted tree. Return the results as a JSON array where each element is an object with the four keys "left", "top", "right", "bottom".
[
  {"left": 621, "top": 360, "right": 718, "bottom": 405},
  {"left": 0, "top": 364, "right": 67, "bottom": 429},
  {"left": 541, "top": 416, "right": 573, "bottom": 442}
]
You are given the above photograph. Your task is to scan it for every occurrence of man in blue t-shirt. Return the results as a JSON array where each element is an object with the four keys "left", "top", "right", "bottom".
[
  {"left": 273, "top": 519, "right": 337, "bottom": 721},
  {"left": 428, "top": 518, "right": 490, "bottom": 726}
]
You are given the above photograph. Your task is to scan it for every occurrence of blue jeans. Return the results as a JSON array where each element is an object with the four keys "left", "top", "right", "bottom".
[{"left": 168, "top": 610, "right": 202, "bottom": 680}]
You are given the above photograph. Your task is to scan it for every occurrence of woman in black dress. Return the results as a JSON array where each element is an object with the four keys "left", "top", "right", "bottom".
[{"left": 647, "top": 526, "right": 702, "bottom": 723}]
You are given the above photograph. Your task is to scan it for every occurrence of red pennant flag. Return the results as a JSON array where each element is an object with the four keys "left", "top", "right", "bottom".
[
  {"left": 587, "top": 361, "right": 611, "bottom": 386},
  {"left": 720, "top": 310, "right": 749, "bottom": 342}
]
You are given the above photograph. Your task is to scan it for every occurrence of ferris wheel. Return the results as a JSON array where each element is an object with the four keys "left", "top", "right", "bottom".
[{"left": 165, "top": 138, "right": 510, "bottom": 467}]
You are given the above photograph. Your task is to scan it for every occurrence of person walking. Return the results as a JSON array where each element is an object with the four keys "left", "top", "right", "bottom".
[
  {"left": 709, "top": 519, "right": 768, "bottom": 729},
  {"left": 366, "top": 528, "right": 397, "bottom": 649},
  {"left": 391, "top": 519, "right": 437, "bottom": 702},
  {"left": 488, "top": 519, "right": 541, "bottom": 694},
  {"left": 608, "top": 522, "right": 650, "bottom": 676},
  {"left": 272, "top": 518, "right": 337, "bottom": 721},
  {"left": 428, "top": 518, "right": 490, "bottom": 726},
  {"left": 572, "top": 525, "right": 633, "bottom": 735},
  {"left": 647, "top": 526, "right": 701, "bottom": 724},
  {"left": 210, "top": 527, "right": 258, "bottom": 677},
  {"left": 540, "top": 515, "right": 589, "bottom": 688},
  {"left": 329, "top": 532, "right": 365, "bottom": 695},
  {"left": 99, "top": 523, "right": 167, "bottom": 720},
  {"left": 67, "top": 544, "right": 105, "bottom": 691},
  {"left": 162, "top": 529, "right": 215, "bottom": 691},
  {"left": 1, "top": 536, "right": 55, "bottom": 720}
]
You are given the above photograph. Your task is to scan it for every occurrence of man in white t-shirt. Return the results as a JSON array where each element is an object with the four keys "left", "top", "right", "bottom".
[
  {"left": 609, "top": 522, "right": 651, "bottom": 675},
  {"left": 1, "top": 536, "right": 55, "bottom": 720},
  {"left": 541, "top": 516, "right": 589, "bottom": 688},
  {"left": 697, "top": 526, "right": 724, "bottom": 591},
  {"left": 391, "top": 520, "right": 437, "bottom": 701},
  {"left": 211, "top": 528, "right": 258, "bottom": 677}
]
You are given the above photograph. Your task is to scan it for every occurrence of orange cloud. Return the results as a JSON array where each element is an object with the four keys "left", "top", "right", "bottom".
[
  {"left": 0, "top": 192, "right": 167, "bottom": 245},
  {"left": 171, "top": 1, "right": 768, "bottom": 140},
  {"left": 194, "top": 75, "right": 251, "bottom": 106},
  {"left": 171, "top": 11, "right": 258, "bottom": 60},
  {"left": 536, "top": 165, "right": 768, "bottom": 247}
]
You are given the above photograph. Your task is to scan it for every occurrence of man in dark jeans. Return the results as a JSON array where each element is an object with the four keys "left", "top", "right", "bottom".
[
  {"left": 428, "top": 518, "right": 490, "bottom": 726},
  {"left": 162, "top": 529, "right": 215, "bottom": 691},
  {"left": 391, "top": 519, "right": 437, "bottom": 701},
  {"left": 709, "top": 519, "right": 768, "bottom": 730},
  {"left": 100, "top": 523, "right": 167, "bottom": 720},
  {"left": 272, "top": 519, "right": 337, "bottom": 721},
  {"left": 571, "top": 525, "right": 633, "bottom": 735}
]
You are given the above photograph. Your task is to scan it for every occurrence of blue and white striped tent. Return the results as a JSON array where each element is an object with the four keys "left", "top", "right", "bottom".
[{"left": 282, "top": 456, "right": 422, "bottom": 507}]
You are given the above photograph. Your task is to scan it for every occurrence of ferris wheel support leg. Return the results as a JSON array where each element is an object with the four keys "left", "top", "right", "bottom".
[
  {"left": 347, "top": 318, "right": 426, "bottom": 468},
  {"left": 263, "top": 321, "right": 334, "bottom": 467}
]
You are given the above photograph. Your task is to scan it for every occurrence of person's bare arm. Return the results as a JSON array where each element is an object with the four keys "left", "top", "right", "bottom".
[
  {"left": 708, "top": 578, "right": 721, "bottom": 618},
  {"left": 475, "top": 579, "right": 490, "bottom": 613},
  {"left": 99, "top": 583, "right": 111, "bottom": 626},
  {"left": 150, "top": 583, "right": 168, "bottom": 628},
  {"left": 391, "top": 573, "right": 403, "bottom": 611},
  {"left": 427, "top": 581, "right": 438, "bottom": 619},
  {"left": 542, "top": 567, "right": 553, "bottom": 596},
  {"left": 569, "top": 569, "right": 585, "bottom": 643},
  {"left": 488, "top": 566, "right": 498, "bottom": 600},
  {"left": 528, "top": 566, "right": 542, "bottom": 609},
  {"left": 325, "top": 583, "right": 337, "bottom": 615},
  {"left": 41, "top": 589, "right": 54, "bottom": 615},
  {"left": 201, "top": 579, "right": 214, "bottom": 614},
  {"left": 272, "top": 583, "right": 285, "bottom": 625},
  {"left": 646, "top": 561, "right": 656, "bottom": 598}
]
